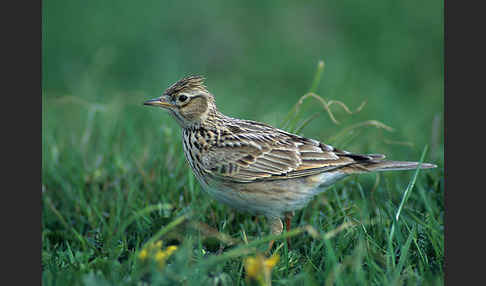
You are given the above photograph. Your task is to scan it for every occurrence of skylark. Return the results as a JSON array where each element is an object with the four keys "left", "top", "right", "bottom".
[{"left": 144, "top": 76, "right": 436, "bottom": 246}]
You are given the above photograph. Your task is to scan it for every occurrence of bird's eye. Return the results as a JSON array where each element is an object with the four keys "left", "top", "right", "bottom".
[{"left": 178, "top": 94, "right": 188, "bottom": 102}]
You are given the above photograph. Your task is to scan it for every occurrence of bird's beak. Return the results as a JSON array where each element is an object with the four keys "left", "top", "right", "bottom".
[{"left": 143, "top": 97, "right": 174, "bottom": 109}]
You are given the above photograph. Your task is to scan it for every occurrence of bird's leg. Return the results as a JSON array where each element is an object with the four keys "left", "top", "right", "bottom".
[
  {"left": 284, "top": 211, "right": 295, "bottom": 249},
  {"left": 266, "top": 217, "right": 283, "bottom": 253}
]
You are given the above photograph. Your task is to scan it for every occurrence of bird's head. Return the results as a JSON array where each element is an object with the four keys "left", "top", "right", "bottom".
[{"left": 144, "top": 75, "right": 217, "bottom": 128}]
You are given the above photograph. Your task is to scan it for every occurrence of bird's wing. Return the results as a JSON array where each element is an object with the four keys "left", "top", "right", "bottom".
[{"left": 201, "top": 120, "right": 383, "bottom": 183}]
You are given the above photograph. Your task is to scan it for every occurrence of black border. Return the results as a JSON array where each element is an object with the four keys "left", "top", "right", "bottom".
[
  {"left": 444, "top": 0, "right": 484, "bottom": 284},
  {"left": 4, "top": 0, "right": 42, "bottom": 284}
]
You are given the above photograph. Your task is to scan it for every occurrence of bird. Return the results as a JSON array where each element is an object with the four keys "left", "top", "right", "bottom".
[{"left": 144, "top": 75, "right": 436, "bottom": 249}]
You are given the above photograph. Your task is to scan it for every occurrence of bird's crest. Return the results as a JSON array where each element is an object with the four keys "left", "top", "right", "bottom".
[{"left": 164, "top": 75, "right": 207, "bottom": 97}]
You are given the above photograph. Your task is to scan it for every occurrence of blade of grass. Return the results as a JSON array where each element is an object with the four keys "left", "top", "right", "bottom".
[
  {"left": 115, "top": 203, "right": 173, "bottom": 240},
  {"left": 309, "top": 60, "right": 325, "bottom": 94},
  {"left": 144, "top": 212, "right": 192, "bottom": 246},
  {"left": 282, "top": 60, "right": 325, "bottom": 130},
  {"left": 387, "top": 145, "right": 428, "bottom": 268},
  {"left": 44, "top": 195, "right": 88, "bottom": 251},
  {"left": 293, "top": 113, "right": 320, "bottom": 134},
  {"left": 132, "top": 212, "right": 192, "bottom": 268},
  {"left": 392, "top": 224, "right": 416, "bottom": 283}
]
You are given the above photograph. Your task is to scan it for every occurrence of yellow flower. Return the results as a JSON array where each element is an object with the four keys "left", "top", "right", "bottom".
[
  {"left": 154, "top": 250, "right": 168, "bottom": 263},
  {"left": 265, "top": 254, "right": 279, "bottom": 268},
  {"left": 138, "top": 248, "right": 149, "bottom": 260},
  {"left": 244, "top": 253, "right": 280, "bottom": 286},
  {"left": 138, "top": 240, "right": 178, "bottom": 269},
  {"left": 154, "top": 245, "right": 178, "bottom": 268},
  {"left": 165, "top": 245, "right": 178, "bottom": 255},
  {"left": 154, "top": 240, "right": 163, "bottom": 249}
]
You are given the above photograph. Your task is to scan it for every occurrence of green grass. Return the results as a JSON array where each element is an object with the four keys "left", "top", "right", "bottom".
[
  {"left": 42, "top": 1, "right": 443, "bottom": 284},
  {"left": 42, "top": 66, "right": 443, "bottom": 285}
]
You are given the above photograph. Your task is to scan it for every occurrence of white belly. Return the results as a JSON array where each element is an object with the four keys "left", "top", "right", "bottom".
[{"left": 199, "top": 171, "right": 348, "bottom": 218}]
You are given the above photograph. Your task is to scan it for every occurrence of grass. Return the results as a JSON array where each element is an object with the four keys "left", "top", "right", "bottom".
[
  {"left": 42, "top": 0, "right": 443, "bottom": 283},
  {"left": 42, "top": 62, "right": 443, "bottom": 285}
]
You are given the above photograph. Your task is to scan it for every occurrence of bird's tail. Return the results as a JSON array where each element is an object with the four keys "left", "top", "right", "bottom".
[{"left": 360, "top": 160, "right": 437, "bottom": 172}]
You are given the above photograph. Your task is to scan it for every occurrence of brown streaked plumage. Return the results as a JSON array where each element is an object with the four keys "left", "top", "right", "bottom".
[{"left": 144, "top": 75, "right": 437, "bottom": 247}]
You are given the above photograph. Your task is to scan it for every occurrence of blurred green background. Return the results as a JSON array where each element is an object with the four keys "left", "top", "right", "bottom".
[
  {"left": 42, "top": 0, "right": 443, "bottom": 151},
  {"left": 43, "top": 0, "right": 443, "bottom": 162},
  {"left": 42, "top": 0, "right": 443, "bottom": 166}
]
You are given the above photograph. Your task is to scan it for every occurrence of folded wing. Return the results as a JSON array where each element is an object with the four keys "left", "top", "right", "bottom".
[{"left": 201, "top": 119, "right": 382, "bottom": 182}]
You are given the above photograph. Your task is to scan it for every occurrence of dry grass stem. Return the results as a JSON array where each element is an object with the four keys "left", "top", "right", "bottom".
[
  {"left": 295, "top": 93, "right": 367, "bottom": 125},
  {"left": 383, "top": 139, "right": 415, "bottom": 147},
  {"left": 324, "top": 221, "right": 358, "bottom": 240},
  {"left": 190, "top": 221, "right": 241, "bottom": 246}
]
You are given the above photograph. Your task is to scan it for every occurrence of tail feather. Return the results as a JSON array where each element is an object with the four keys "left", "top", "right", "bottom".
[{"left": 363, "top": 160, "right": 437, "bottom": 172}]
